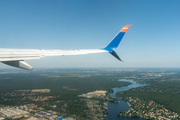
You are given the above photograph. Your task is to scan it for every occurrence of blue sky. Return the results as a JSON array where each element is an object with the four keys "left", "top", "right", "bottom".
[{"left": 1, "top": 0, "right": 180, "bottom": 69}]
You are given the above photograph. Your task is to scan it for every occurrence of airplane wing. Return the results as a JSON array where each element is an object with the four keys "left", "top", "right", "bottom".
[{"left": 0, "top": 25, "right": 131, "bottom": 70}]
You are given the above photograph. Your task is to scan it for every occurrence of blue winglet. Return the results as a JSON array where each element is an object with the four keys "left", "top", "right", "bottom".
[
  {"left": 109, "top": 51, "right": 123, "bottom": 62},
  {"left": 103, "top": 25, "right": 131, "bottom": 61},
  {"left": 103, "top": 25, "right": 131, "bottom": 51}
]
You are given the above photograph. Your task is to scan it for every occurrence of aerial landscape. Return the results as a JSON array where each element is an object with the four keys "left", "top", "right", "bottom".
[
  {"left": 1, "top": 0, "right": 180, "bottom": 120},
  {"left": 0, "top": 68, "right": 180, "bottom": 120}
]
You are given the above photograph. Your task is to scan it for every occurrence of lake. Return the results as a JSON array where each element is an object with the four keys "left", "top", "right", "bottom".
[{"left": 105, "top": 79, "right": 149, "bottom": 120}]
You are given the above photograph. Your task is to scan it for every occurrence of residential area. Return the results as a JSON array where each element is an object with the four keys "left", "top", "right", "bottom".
[{"left": 119, "top": 97, "right": 180, "bottom": 120}]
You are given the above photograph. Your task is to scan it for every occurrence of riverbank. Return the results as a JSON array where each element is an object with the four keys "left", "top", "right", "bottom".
[
  {"left": 116, "top": 76, "right": 180, "bottom": 119},
  {"left": 105, "top": 79, "right": 148, "bottom": 120}
]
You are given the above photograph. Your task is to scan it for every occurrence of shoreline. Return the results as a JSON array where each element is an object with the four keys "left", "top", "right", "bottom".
[{"left": 105, "top": 79, "right": 147, "bottom": 120}]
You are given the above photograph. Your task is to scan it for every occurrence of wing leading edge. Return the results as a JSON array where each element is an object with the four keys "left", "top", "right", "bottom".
[{"left": 0, "top": 25, "right": 131, "bottom": 70}]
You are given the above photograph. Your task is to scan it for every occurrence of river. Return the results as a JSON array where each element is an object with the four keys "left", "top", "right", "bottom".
[{"left": 105, "top": 79, "right": 149, "bottom": 120}]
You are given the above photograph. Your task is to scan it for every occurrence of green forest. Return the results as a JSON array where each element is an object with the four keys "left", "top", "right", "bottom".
[
  {"left": 0, "top": 68, "right": 130, "bottom": 119},
  {"left": 1, "top": 68, "right": 180, "bottom": 119}
]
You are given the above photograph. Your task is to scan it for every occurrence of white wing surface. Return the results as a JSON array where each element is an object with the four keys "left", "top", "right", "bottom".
[
  {"left": 0, "top": 25, "right": 131, "bottom": 70},
  {"left": 0, "top": 48, "right": 107, "bottom": 61}
]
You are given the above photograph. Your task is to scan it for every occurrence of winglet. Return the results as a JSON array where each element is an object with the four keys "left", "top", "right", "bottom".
[
  {"left": 103, "top": 25, "right": 131, "bottom": 51},
  {"left": 109, "top": 51, "right": 123, "bottom": 62},
  {"left": 103, "top": 25, "right": 131, "bottom": 61}
]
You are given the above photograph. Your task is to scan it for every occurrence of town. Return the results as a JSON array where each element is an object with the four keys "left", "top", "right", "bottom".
[
  {"left": 0, "top": 90, "right": 109, "bottom": 120},
  {"left": 0, "top": 104, "right": 74, "bottom": 120},
  {"left": 118, "top": 97, "right": 180, "bottom": 120}
]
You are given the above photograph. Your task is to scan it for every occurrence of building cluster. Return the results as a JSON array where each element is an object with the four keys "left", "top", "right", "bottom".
[
  {"left": 19, "top": 104, "right": 38, "bottom": 112},
  {"left": 78, "top": 90, "right": 107, "bottom": 98},
  {"left": 0, "top": 105, "right": 75, "bottom": 120},
  {"left": 2, "top": 89, "right": 50, "bottom": 97},
  {"left": 140, "top": 72, "right": 175, "bottom": 77},
  {"left": 22, "top": 95, "right": 54, "bottom": 101},
  {"left": 0, "top": 106, "right": 30, "bottom": 119},
  {"left": 119, "top": 97, "right": 180, "bottom": 120},
  {"left": 27, "top": 111, "right": 59, "bottom": 120},
  {"left": 1, "top": 92, "right": 36, "bottom": 97},
  {"left": 83, "top": 99, "right": 107, "bottom": 119}
]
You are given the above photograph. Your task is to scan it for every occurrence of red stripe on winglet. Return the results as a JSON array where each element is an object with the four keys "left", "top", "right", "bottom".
[{"left": 120, "top": 25, "right": 131, "bottom": 32}]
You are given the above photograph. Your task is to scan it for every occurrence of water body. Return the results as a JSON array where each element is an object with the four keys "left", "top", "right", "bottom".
[{"left": 105, "top": 79, "right": 149, "bottom": 120}]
